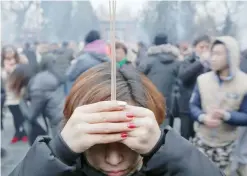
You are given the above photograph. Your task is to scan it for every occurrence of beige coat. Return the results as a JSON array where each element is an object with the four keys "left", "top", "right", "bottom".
[{"left": 195, "top": 36, "right": 247, "bottom": 147}]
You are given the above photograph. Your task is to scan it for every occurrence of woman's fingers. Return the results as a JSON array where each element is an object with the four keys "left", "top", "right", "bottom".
[
  {"left": 91, "top": 133, "right": 124, "bottom": 144},
  {"left": 77, "top": 101, "right": 127, "bottom": 113},
  {"left": 85, "top": 122, "right": 133, "bottom": 134},
  {"left": 81, "top": 111, "right": 134, "bottom": 124},
  {"left": 125, "top": 105, "right": 154, "bottom": 118}
]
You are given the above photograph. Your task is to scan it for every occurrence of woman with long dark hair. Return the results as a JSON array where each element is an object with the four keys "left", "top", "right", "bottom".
[
  {"left": 1, "top": 45, "right": 27, "bottom": 143},
  {"left": 8, "top": 55, "right": 65, "bottom": 144},
  {"left": 10, "top": 63, "right": 224, "bottom": 176}
]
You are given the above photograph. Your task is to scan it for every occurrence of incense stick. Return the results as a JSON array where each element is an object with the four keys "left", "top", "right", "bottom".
[{"left": 109, "top": 0, "right": 117, "bottom": 101}]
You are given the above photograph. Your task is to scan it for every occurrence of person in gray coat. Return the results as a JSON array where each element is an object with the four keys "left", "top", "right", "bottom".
[
  {"left": 9, "top": 63, "right": 224, "bottom": 176},
  {"left": 8, "top": 62, "right": 65, "bottom": 144}
]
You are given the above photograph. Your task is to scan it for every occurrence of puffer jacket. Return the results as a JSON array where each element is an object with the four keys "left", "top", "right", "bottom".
[
  {"left": 138, "top": 44, "right": 180, "bottom": 114},
  {"left": 20, "top": 70, "right": 65, "bottom": 126},
  {"left": 9, "top": 127, "right": 224, "bottom": 176}
]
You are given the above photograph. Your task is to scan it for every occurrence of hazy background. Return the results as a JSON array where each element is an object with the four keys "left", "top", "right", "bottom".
[{"left": 1, "top": 0, "right": 247, "bottom": 49}]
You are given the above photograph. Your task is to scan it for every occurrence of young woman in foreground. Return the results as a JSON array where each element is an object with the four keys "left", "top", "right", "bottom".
[{"left": 10, "top": 63, "right": 224, "bottom": 176}]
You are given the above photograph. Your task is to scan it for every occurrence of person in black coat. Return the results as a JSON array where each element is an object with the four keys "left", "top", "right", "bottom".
[
  {"left": 10, "top": 63, "right": 224, "bottom": 176},
  {"left": 138, "top": 34, "right": 180, "bottom": 127},
  {"left": 177, "top": 35, "right": 211, "bottom": 140}
]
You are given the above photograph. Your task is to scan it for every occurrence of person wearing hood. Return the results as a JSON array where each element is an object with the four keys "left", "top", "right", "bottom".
[
  {"left": 177, "top": 35, "right": 211, "bottom": 140},
  {"left": 8, "top": 57, "right": 65, "bottom": 144},
  {"left": 138, "top": 33, "right": 180, "bottom": 127},
  {"left": 66, "top": 30, "right": 109, "bottom": 83},
  {"left": 189, "top": 36, "right": 247, "bottom": 174}
]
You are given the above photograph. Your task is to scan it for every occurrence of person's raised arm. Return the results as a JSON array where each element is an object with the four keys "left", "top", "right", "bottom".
[{"left": 178, "top": 59, "right": 204, "bottom": 85}]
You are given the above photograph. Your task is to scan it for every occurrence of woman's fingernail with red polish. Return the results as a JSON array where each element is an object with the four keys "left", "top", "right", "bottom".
[
  {"left": 121, "top": 132, "right": 128, "bottom": 138},
  {"left": 126, "top": 112, "right": 134, "bottom": 118},
  {"left": 127, "top": 123, "right": 136, "bottom": 129}
]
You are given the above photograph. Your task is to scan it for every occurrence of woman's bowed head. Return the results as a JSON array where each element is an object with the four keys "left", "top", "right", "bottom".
[{"left": 62, "top": 63, "right": 165, "bottom": 175}]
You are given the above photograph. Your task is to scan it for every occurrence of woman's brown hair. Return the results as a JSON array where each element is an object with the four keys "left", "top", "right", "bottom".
[
  {"left": 1, "top": 45, "right": 20, "bottom": 67},
  {"left": 8, "top": 64, "right": 34, "bottom": 97},
  {"left": 64, "top": 63, "right": 165, "bottom": 125}
]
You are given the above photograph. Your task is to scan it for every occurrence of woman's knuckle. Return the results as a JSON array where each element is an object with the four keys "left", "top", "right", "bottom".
[
  {"left": 143, "top": 118, "right": 153, "bottom": 128},
  {"left": 74, "top": 124, "right": 83, "bottom": 132},
  {"left": 103, "top": 125, "right": 111, "bottom": 133},
  {"left": 99, "top": 113, "right": 107, "bottom": 122}
]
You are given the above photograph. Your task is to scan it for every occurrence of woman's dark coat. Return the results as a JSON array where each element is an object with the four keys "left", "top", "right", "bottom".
[{"left": 10, "top": 127, "right": 224, "bottom": 176}]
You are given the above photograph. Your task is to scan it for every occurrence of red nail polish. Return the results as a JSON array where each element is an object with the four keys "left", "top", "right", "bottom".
[
  {"left": 126, "top": 112, "right": 134, "bottom": 118},
  {"left": 121, "top": 132, "right": 128, "bottom": 138},
  {"left": 127, "top": 123, "right": 136, "bottom": 129}
]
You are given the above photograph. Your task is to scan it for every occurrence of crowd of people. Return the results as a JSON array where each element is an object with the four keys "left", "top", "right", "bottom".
[{"left": 1, "top": 30, "right": 247, "bottom": 176}]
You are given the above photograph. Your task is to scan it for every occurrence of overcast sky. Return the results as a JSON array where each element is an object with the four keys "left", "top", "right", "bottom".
[{"left": 90, "top": 0, "right": 147, "bottom": 16}]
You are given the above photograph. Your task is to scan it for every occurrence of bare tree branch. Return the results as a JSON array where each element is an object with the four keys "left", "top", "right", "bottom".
[
  {"left": 202, "top": 1, "right": 218, "bottom": 34},
  {"left": 9, "top": 1, "right": 33, "bottom": 14},
  {"left": 23, "top": 1, "right": 33, "bottom": 11}
]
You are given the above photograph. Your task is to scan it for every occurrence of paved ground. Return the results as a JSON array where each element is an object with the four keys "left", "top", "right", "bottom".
[
  {"left": 1, "top": 111, "right": 29, "bottom": 176},
  {"left": 1, "top": 110, "right": 50, "bottom": 176}
]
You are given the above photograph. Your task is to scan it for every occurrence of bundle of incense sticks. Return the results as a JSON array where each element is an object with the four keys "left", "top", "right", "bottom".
[{"left": 109, "top": 0, "right": 117, "bottom": 101}]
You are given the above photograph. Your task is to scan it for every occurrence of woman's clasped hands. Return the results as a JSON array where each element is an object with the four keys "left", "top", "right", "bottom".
[{"left": 61, "top": 101, "right": 161, "bottom": 155}]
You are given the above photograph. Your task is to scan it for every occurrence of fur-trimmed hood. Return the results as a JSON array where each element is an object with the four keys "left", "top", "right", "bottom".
[{"left": 148, "top": 44, "right": 180, "bottom": 59}]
